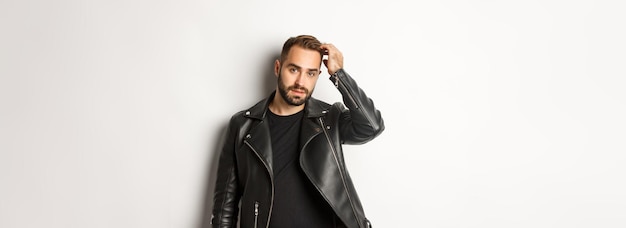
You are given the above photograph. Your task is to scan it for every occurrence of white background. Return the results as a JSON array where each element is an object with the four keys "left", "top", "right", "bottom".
[{"left": 1, "top": 0, "right": 625, "bottom": 227}]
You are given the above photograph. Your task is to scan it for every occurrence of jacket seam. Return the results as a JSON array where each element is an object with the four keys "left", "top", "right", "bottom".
[
  {"left": 217, "top": 166, "right": 235, "bottom": 226},
  {"left": 337, "top": 73, "right": 378, "bottom": 133}
]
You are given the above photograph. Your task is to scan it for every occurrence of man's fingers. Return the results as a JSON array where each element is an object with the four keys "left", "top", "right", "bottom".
[
  {"left": 320, "top": 43, "right": 343, "bottom": 75},
  {"left": 320, "top": 43, "right": 336, "bottom": 54}
]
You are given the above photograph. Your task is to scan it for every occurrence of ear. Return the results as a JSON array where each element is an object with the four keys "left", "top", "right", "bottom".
[{"left": 274, "top": 59, "right": 280, "bottom": 77}]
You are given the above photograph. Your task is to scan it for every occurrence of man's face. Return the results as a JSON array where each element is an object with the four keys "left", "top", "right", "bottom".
[{"left": 275, "top": 46, "right": 322, "bottom": 106}]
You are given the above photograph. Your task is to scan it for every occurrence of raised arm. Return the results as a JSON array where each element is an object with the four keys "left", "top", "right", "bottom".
[{"left": 321, "top": 43, "right": 385, "bottom": 144}]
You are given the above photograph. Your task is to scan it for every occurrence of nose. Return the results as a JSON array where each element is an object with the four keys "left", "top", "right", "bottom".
[{"left": 294, "top": 72, "right": 306, "bottom": 85}]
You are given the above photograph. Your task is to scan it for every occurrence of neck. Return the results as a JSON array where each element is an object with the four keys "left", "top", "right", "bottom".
[{"left": 269, "top": 91, "right": 305, "bottom": 116}]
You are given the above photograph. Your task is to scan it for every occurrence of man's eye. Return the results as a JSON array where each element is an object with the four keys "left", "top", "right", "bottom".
[
  {"left": 289, "top": 68, "right": 298, "bottom": 73},
  {"left": 308, "top": 72, "right": 316, "bottom": 77}
]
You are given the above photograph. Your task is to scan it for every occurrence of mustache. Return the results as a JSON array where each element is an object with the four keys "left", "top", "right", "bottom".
[{"left": 288, "top": 85, "right": 308, "bottom": 94}]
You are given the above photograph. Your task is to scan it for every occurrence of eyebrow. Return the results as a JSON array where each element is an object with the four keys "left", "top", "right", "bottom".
[{"left": 286, "top": 63, "right": 320, "bottom": 72}]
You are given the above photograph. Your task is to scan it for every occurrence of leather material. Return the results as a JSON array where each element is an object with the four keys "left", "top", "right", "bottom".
[{"left": 211, "top": 69, "right": 384, "bottom": 228}]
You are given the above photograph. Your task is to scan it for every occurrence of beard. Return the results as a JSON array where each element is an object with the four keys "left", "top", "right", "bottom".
[{"left": 277, "top": 73, "right": 312, "bottom": 106}]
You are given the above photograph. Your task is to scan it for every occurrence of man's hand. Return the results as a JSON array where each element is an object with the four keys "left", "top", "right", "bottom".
[{"left": 320, "top": 43, "right": 343, "bottom": 75}]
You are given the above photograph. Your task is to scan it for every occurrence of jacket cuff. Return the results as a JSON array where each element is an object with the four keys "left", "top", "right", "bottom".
[{"left": 328, "top": 68, "right": 346, "bottom": 88}]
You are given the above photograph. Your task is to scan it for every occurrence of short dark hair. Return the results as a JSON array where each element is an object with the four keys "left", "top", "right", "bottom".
[{"left": 280, "top": 35, "right": 324, "bottom": 63}]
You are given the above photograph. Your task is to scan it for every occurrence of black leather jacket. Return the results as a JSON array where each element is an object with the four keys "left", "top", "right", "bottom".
[{"left": 211, "top": 69, "right": 384, "bottom": 228}]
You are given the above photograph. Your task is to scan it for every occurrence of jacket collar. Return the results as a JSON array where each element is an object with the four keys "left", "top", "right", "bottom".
[{"left": 245, "top": 90, "right": 330, "bottom": 120}]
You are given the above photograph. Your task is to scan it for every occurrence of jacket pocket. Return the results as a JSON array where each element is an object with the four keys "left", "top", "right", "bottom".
[{"left": 254, "top": 201, "right": 259, "bottom": 228}]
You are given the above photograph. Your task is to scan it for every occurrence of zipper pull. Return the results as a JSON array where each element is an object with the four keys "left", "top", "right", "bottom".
[
  {"left": 254, "top": 201, "right": 260, "bottom": 228},
  {"left": 254, "top": 202, "right": 259, "bottom": 216}
]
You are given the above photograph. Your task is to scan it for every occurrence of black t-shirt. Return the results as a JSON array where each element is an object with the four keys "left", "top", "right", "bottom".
[{"left": 267, "top": 110, "right": 337, "bottom": 228}]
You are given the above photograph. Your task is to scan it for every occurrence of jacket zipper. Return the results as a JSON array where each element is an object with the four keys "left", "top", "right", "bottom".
[
  {"left": 254, "top": 201, "right": 259, "bottom": 228},
  {"left": 318, "top": 117, "right": 362, "bottom": 227},
  {"left": 335, "top": 73, "right": 378, "bottom": 132},
  {"left": 245, "top": 140, "right": 274, "bottom": 228},
  {"left": 334, "top": 74, "right": 359, "bottom": 109}
]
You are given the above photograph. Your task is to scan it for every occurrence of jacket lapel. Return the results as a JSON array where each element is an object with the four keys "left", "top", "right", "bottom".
[
  {"left": 242, "top": 92, "right": 274, "bottom": 172},
  {"left": 299, "top": 97, "right": 328, "bottom": 151},
  {"left": 244, "top": 120, "right": 273, "bottom": 172},
  {"left": 299, "top": 118, "right": 322, "bottom": 152}
]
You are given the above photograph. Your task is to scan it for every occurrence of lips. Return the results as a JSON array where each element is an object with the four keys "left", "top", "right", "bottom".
[
  {"left": 291, "top": 89, "right": 305, "bottom": 94},
  {"left": 290, "top": 88, "right": 307, "bottom": 96}
]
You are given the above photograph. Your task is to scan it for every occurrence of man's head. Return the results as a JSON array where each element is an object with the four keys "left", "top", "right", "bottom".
[{"left": 274, "top": 35, "right": 324, "bottom": 106}]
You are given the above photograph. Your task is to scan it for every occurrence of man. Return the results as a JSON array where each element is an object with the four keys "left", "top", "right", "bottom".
[{"left": 211, "top": 35, "right": 384, "bottom": 228}]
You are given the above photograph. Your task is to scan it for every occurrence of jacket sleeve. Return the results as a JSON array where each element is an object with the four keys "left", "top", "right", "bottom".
[
  {"left": 330, "top": 69, "right": 385, "bottom": 145},
  {"left": 211, "top": 115, "right": 242, "bottom": 228}
]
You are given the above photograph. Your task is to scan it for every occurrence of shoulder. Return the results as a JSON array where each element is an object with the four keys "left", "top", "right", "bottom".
[
  {"left": 309, "top": 97, "right": 333, "bottom": 109},
  {"left": 226, "top": 110, "right": 248, "bottom": 130},
  {"left": 305, "top": 97, "right": 337, "bottom": 116},
  {"left": 228, "top": 97, "right": 267, "bottom": 126}
]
